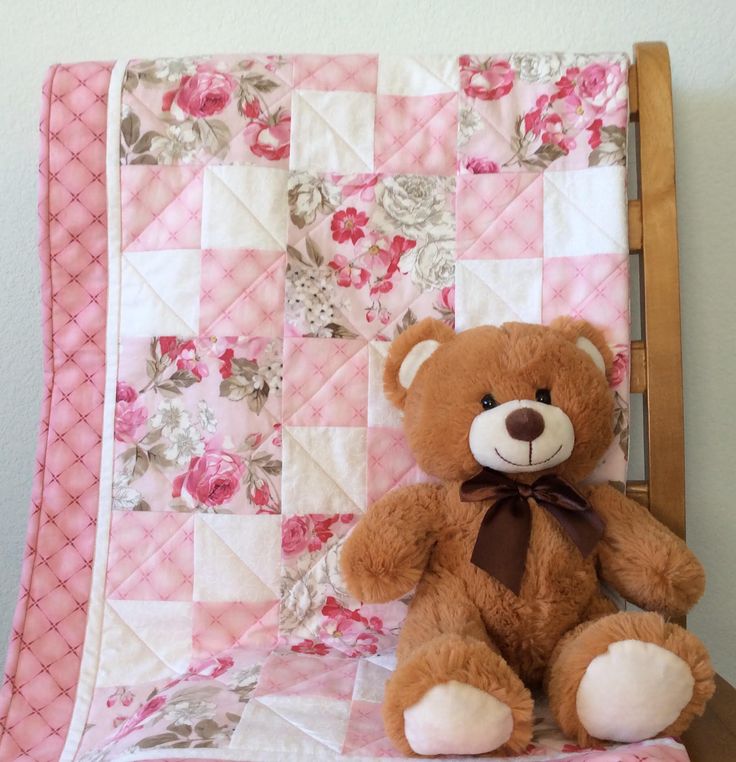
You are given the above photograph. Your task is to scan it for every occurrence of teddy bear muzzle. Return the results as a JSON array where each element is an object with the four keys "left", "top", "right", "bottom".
[{"left": 468, "top": 399, "right": 575, "bottom": 473}]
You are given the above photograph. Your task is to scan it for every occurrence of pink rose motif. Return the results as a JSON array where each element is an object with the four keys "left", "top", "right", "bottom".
[
  {"left": 110, "top": 694, "right": 166, "bottom": 742},
  {"left": 243, "top": 113, "right": 291, "bottom": 161},
  {"left": 291, "top": 639, "right": 331, "bottom": 656},
  {"left": 172, "top": 448, "right": 245, "bottom": 507},
  {"left": 587, "top": 118, "right": 603, "bottom": 148},
  {"left": 331, "top": 207, "right": 369, "bottom": 244},
  {"left": 578, "top": 62, "right": 627, "bottom": 115},
  {"left": 218, "top": 347, "right": 235, "bottom": 378},
  {"left": 347, "top": 632, "right": 379, "bottom": 657},
  {"left": 251, "top": 479, "right": 271, "bottom": 507},
  {"left": 242, "top": 95, "right": 261, "bottom": 119},
  {"left": 610, "top": 349, "right": 629, "bottom": 388},
  {"left": 312, "top": 515, "right": 339, "bottom": 543},
  {"left": 328, "top": 254, "right": 370, "bottom": 289},
  {"left": 138, "top": 696, "right": 166, "bottom": 718},
  {"left": 464, "top": 156, "right": 500, "bottom": 174},
  {"left": 461, "top": 58, "right": 514, "bottom": 101},
  {"left": 159, "top": 336, "right": 179, "bottom": 358},
  {"left": 539, "top": 113, "right": 576, "bottom": 154},
  {"left": 272, "top": 422, "right": 282, "bottom": 447},
  {"left": 176, "top": 344, "right": 209, "bottom": 381},
  {"left": 439, "top": 285, "right": 455, "bottom": 312},
  {"left": 163, "top": 64, "right": 236, "bottom": 118},
  {"left": 523, "top": 95, "right": 549, "bottom": 136},
  {"left": 556, "top": 63, "right": 627, "bottom": 118},
  {"left": 339, "top": 174, "right": 378, "bottom": 203},
  {"left": 188, "top": 655, "right": 234, "bottom": 679},
  {"left": 282, "top": 516, "right": 310, "bottom": 556},
  {"left": 116, "top": 381, "right": 137, "bottom": 403},
  {"left": 114, "top": 400, "right": 147, "bottom": 442},
  {"left": 549, "top": 91, "right": 586, "bottom": 130},
  {"left": 578, "top": 63, "right": 608, "bottom": 99},
  {"left": 321, "top": 614, "right": 363, "bottom": 641}
]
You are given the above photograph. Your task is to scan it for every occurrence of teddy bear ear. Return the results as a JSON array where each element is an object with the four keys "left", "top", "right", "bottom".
[
  {"left": 384, "top": 318, "right": 455, "bottom": 409},
  {"left": 550, "top": 316, "right": 613, "bottom": 380}
]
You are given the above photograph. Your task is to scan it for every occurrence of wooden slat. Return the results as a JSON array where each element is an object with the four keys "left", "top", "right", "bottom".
[
  {"left": 628, "top": 199, "right": 642, "bottom": 252},
  {"left": 628, "top": 63, "right": 639, "bottom": 120},
  {"left": 683, "top": 674, "right": 736, "bottom": 761},
  {"left": 635, "top": 42, "right": 686, "bottom": 540},
  {"left": 630, "top": 340, "right": 646, "bottom": 392},
  {"left": 626, "top": 480, "right": 649, "bottom": 507}
]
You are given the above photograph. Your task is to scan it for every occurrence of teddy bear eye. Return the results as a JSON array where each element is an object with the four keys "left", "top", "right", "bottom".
[
  {"left": 481, "top": 394, "right": 497, "bottom": 410},
  {"left": 535, "top": 388, "right": 552, "bottom": 405}
]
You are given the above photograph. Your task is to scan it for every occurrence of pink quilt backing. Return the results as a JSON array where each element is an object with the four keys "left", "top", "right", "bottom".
[{"left": 1, "top": 53, "right": 688, "bottom": 762}]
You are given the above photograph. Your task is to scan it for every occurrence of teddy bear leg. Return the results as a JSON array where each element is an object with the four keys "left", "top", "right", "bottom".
[
  {"left": 382, "top": 585, "right": 533, "bottom": 756},
  {"left": 546, "top": 611, "right": 715, "bottom": 746}
]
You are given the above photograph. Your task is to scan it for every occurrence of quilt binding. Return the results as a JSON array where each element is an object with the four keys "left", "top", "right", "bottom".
[
  {"left": 54, "top": 54, "right": 685, "bottom": 762},
  {"left": 60, "top": 58, "right": 127, "bottom": 762}
]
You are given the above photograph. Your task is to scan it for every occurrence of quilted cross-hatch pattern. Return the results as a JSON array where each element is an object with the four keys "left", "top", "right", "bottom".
[
  {"left": 0, "top": 62, "right": 112, "bottom": 762},
  {"left": 0, "top": 52, "right": 653, "bottom": 762}
]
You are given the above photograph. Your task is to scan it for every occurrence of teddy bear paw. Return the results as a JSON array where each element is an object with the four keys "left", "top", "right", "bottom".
[
  {"left": 576, "top": 640, "right": 695, "bottom": 742},
  {"left": 403, "top": 680, "right": 514, "bottom": 755}
]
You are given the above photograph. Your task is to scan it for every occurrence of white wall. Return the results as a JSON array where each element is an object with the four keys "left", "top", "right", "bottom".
[{"left": 1, "top": 0, "right": 734, "bottom": 686}]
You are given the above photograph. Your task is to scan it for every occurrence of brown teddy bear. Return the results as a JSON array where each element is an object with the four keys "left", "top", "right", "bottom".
[{"left": 340, "top": 318, "right": 714, "bottom": 757}]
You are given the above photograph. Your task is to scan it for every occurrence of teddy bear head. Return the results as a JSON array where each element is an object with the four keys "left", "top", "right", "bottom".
[{"left": 383, "top": 318, "right": 615, "bottom": 484}]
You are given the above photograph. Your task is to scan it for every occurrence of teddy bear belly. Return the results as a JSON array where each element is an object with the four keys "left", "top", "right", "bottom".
[{"left": 433, "top": 503, "right": 602, "bottom": 683}]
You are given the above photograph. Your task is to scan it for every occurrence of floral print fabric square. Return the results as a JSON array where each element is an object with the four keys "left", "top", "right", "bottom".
[
  {"left": 66, "top": 52, "right": 644, "bottom": 762},
  {"left": 285, "top": 172, "right": 456, "bottom": 340}
]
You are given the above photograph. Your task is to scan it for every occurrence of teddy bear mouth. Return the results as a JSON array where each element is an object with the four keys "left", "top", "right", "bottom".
[{"left": 494, "top": 444, "right": 563, "bottom": 468}]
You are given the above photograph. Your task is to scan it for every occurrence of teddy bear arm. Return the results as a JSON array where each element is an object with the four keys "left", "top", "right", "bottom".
[
  {"left": 589, "top": 484, "right": 705, "bottom": 617},
  {"left": 340, "top": 483, "right": 444, "bottom": 604}
]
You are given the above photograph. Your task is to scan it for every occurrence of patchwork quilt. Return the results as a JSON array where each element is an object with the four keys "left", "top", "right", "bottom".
[{"left": 0, "top": 52, "right": 690, "bottom": 762}]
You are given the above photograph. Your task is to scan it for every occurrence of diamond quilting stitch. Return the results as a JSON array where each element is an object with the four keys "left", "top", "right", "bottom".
[
  {"left": 202, "top": 164, "right": 288, "bottom": 251},
  {"left": 375, "top": 93, "right": 458, "bottom": 176},
  {"left": 293, "top": 54, "right": 379, "bottom": 93},
  {"left": 253, "top": 651, "right": 358, "bottom": 701},
  {"left": 192, "top": 601, "right": 280, "bottom": 657},
  {"left": 290, "top": 90, "right": 376, "bottom": 174},
  {"left": 0, "top": 62, "right": 111, "bottom": 762},
  {"left": 105, "top": 512, "right": 194, "bottom": 601},
  {"left": 120, "top": 165, "right": 203, "bottom": 251},
  {"left": 281, "top": 337, "right": 368, "bottom": 427},
  {"left": 366, "top": 427, "right": 426, "bottom": 506},
  {"left": 199, "top": 248, "right": 286, "bottom": 336},
  {"left": 543, "top": 166, "right": 628, "bottom": 257},
  {"left": 457, "top": 172, "right": 543, "bottom": 259},
  {"left": 542, "top": 253, "right": 629, "bottom": 330}
]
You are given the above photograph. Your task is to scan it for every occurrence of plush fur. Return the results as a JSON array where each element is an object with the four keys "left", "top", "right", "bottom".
[{"left": 341, "top": 318, "right": 715, "bottom": 756}]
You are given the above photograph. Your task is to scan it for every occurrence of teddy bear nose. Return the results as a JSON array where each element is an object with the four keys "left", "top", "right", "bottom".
[{"left": 505, "top": 407, "right": 545, "bottom": 442}]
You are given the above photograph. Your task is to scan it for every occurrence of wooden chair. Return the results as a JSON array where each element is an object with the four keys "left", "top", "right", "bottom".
[{"left": 627, "top": 42, "right": 736, "bottom": 759}]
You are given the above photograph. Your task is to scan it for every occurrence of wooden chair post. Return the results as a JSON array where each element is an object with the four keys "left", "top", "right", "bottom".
[{"left": 632, "top": 42, "right": 686, "bottom": 540}]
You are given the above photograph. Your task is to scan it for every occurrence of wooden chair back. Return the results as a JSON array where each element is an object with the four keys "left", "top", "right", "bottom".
[{"left": 625, "top": 42, "right": 685, "bottom": 540}]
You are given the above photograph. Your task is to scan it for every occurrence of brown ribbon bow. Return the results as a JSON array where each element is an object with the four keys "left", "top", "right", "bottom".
[{"left": 460, "top": 468, "right": 605, "bottom": 595}]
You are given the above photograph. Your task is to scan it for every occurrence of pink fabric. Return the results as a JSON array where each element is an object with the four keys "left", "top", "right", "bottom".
[
  {"left": 293, "top": 54, "right": 378, "bottom": 92},
  {"left": 457, "top": 173, "right": 544, "bottom": 259},
  {"left": 0, "top": 53, "right": 686, "bottom": 762},
  {"left": 375, "top": 94, "right": 458, "bottom": 176},
  {"left": 121, "top": 165, "right": 203, "bottom": 251},
  {"left": 0, "top": 62, "right": 112, "bottom": 762}
]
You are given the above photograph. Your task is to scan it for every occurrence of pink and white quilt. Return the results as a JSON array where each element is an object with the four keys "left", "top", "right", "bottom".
[{"left": 1, "top": 52, "right": 689, "bottom": 762}]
